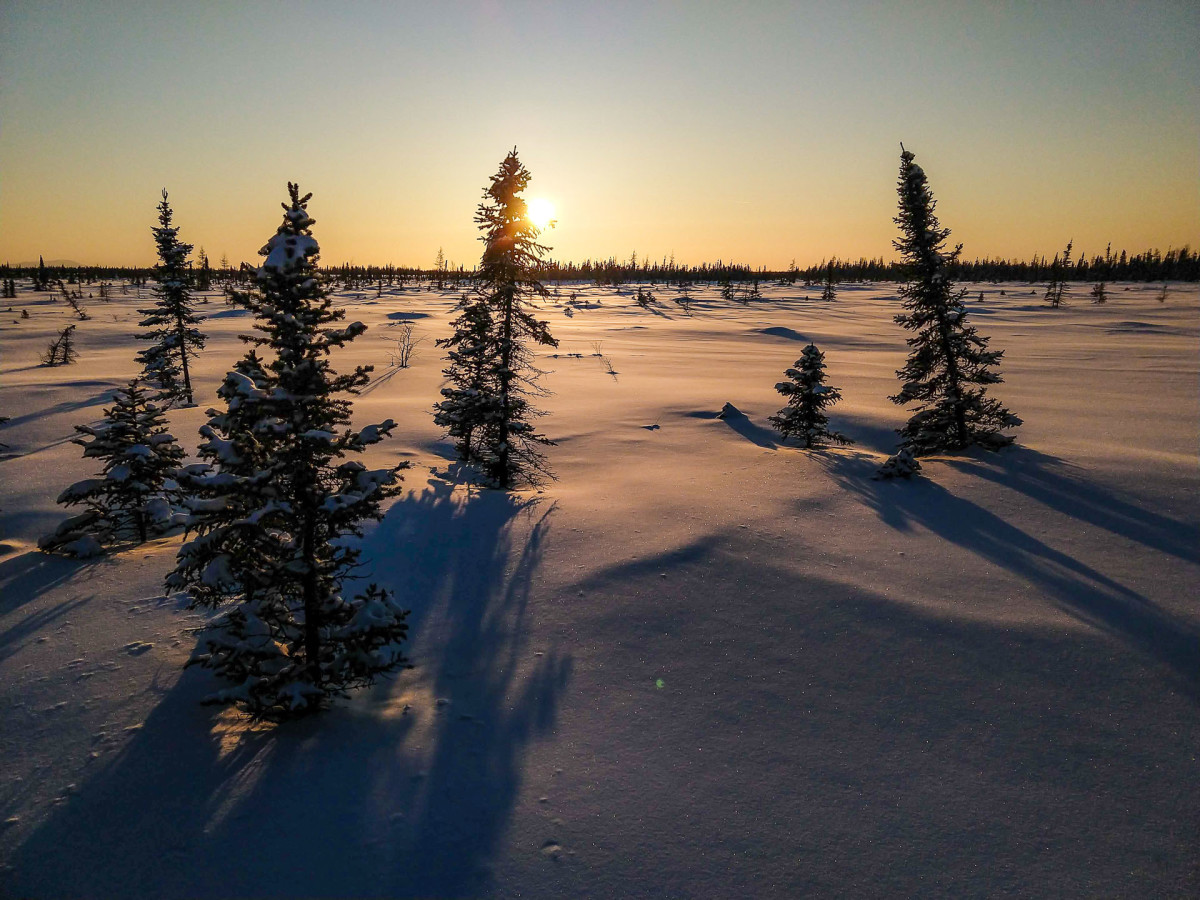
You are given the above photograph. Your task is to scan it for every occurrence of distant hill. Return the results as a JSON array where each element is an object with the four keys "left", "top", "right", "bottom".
[{"left": 11, "top": 259, "right": 84, "bottom": 267}]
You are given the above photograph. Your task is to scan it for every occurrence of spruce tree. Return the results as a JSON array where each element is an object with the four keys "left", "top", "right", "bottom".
[
  {"left": 821, "top": 260, "right": 837, "bottom": 302},
  {"left": 1044, "top": 240, "right": 1072, "bottom": 308},
  {"left": 435, "top": 148, "right": 558, "bottom": 488},
  {"left": 196, "top": 247, "right": 213, "bottom": 291},
  {"left": 433, "top": 293, "right": 501, "bottom": 464},
  {"left": 890, "top": 146, "right": 1020, "bottom": 455},
  {"left": 769, "top": 343, "right": 852, "bottom": 448},
  {"left": 137, "top": 190, "right": 206, "bottom": 405},
  {"left": 169, "top": 183, "right": 409, "bottom": 717},
  {"left": 40, "top": 380, "right": 184, "bottom": 556},
  {"left": 42, "top": 324, "right": 78, "bottom": 366},
  {"left": 875, "top": 447, "right": 922, "bottom": 480}
]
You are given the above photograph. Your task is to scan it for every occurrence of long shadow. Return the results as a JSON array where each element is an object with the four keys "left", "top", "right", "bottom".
[
  {"left": 3, "top": 475, "right": 570, "bottom": 898},
  {"left": 713, "top": 405, "right": 780, "bottom": 450},
  {"left": 0, "top": 388, "right": 116, "bottom": 430},
  {"left": 822, "top": 454, "right": 1200, "bottom": 696},
  {"left": 830, "top": 412, "right": 901, "bottom": 455},
  {"left": 757, "top": 325, "right": 809, "bottom": 341},
  {"left": 547, "top": 531, "right": 1199, "bottom": 894},
  {"left": 944, "top": 447, "right": 1199, "bottom": 563},
  {"left": 357, "top": 364, "right": 402, "bottom": 396},
  {"left": 0, "top": 552, "right": 99, "bottom": 662}
]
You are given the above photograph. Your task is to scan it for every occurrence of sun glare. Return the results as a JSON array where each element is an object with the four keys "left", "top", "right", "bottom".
[{"left": 527, "top": 197, "right": 556, "bottom": 231}]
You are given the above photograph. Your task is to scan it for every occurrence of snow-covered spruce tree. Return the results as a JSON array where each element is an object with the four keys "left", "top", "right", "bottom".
[
  {"left": 436, "top": 148, "right": 558, "bottom": 488},
  {"left": 875, "top": 447, "right": 922, "bottom": 480},
  {"left": 890, "top": 146, "right": 1021, "bottom": 455},
  {"left": 137, "top": 190, "right": 206, "bottom": 405},
  {"left": 769, "top": 343, "right": 852, "bottom": 449},
  {"left": 40, "top": 380, "right": 184, "bottom": 557},
  {"left": 168, "top": 183, "right": 410, "bottom": 717}
]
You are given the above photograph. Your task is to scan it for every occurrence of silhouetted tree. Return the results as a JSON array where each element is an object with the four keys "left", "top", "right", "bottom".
[
  {"left": 42, "top": 324, "right": 78, "bottom": 366},
  {"left": 821, "top": 260, "right": 837, "bottom": 302},
  {"left": 1044, "top": 240, "right": 1072, "bottom": 308},
  {"left": 436, "top": 148, "right": 558, "bottom": 488},
  {"left": 890, "top": 146, "right": 1020, "bottom": 455},
  {"left": 196, "top": 247, "right": 213, "bottom": 291}
]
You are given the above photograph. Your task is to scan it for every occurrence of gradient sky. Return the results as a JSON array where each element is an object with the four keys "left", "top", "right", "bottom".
[{"left": 2, "top": 1, "right": 1197, "bottom": 269}]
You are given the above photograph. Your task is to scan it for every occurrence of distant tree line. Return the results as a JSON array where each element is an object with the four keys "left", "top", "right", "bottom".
[
  {"left": 5, "top": 244, "right": 1194, "bottom": 291},
  {"left": 535, "top": 245, "right": 1198, "bottom": 286}
]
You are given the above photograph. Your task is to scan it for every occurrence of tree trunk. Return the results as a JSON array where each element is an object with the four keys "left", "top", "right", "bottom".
[
  {"left": 497, "top": 285, "right": 514, "bottom": 489},
  {"left": 300, "top": 491, "right": 321, "bottom": 684},
  {"left": 177, "top": 321, "right": 193, "bottom": 405},
  {"left": 936, "top": 310, "right": 968, "bottom": 448}
]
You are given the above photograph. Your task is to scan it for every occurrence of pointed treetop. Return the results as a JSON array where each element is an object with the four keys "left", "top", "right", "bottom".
[
  {"left": 260, "top": 183, "right": 319, "bottom": 274},
  {"left": 281, "top": 182, "right": 316, "bottom": 231}
]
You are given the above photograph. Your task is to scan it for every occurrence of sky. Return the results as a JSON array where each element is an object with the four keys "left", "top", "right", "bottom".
[{"left": 1, "top": 1, "right": 1197, "bottom": 269}]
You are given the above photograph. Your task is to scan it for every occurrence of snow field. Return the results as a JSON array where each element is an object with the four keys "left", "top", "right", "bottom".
[{"left": 1, "top": 279, "right": 1197, "bottom": 897}]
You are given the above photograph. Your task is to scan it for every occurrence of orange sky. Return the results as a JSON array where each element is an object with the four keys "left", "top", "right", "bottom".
[{"left": 2, "top": 2, "right": 1196, "bottom": 269}]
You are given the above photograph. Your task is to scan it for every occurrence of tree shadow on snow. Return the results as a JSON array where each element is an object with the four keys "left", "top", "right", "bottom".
[
  {"left": 943, "top": 447, "right": 1199, "bottom": 563},
  {"left": 708, "top": 405, "right": 781, "bottom": 450},
  {"left": 539, "top": 530, "right": 1199, "bottom": 895},
  {"left": 819, "top": 453, "right": 1200, "bottom": 698},
  {"left": 3, "top": 476, "right": 570, "bottom": 899},
  {"left": 0, "top": 387, "right": 118, "bottom": 431},
  {"left": 0, "top": 551, "right": 101, "bottom": 662}
]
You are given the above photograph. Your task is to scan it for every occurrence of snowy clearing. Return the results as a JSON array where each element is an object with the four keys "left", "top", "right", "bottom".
[{"left": 1, "top": 279, "right": 1197, "bottom": 897}]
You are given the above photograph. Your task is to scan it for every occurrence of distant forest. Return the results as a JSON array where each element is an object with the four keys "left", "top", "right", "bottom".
[{"left": 3, "top": 243, "right": 1196, "bottom": 288}]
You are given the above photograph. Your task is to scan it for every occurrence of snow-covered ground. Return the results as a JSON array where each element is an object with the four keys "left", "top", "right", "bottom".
[{"left": 1, "top": 279, "right": 1197, "bottom": 897}]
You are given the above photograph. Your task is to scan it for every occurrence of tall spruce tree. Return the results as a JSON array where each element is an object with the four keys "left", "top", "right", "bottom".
[
  {"left": 435, "top": 148, "right": 558, "bottom": 488},
  {"left": 40, "top": 380, "right": 184, "bottom": 556},
  {"left": 890, "top": 146, "right": 1020, "bottom": 454},
  {"left": 168, "top": 183, "right": 410, "bottom": 717},
  {"left": 137, "top": 190, "right": 206, "bottom": 405},
  {"left": 769, "top": 344, "right": 852, "bottom": 448}
]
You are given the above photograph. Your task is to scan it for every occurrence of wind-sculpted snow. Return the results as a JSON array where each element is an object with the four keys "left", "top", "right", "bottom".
[{"left": 0, "top": 279, "right": 1196, "bottom": 897}]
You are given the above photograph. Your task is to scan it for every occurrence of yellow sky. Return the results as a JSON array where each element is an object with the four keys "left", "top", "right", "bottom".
[{"left": 2, "top": 2, "right": 1196, "bottom": 269}]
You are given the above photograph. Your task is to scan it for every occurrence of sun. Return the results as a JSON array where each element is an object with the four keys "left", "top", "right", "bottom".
[{"left": 526, "top": 197, "right": 556, "bottom": 231}]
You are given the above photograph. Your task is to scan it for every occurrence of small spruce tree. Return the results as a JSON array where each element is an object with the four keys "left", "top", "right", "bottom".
[
  {"left": 769, "top": 344, "right": 853, "bottom": 448},
  {"left": 137, "top": 190, "right": 206, "bottom": 405},
  {"left": 821, "top": 260, "right": 837, "bottom": 302},
  {"left": 1044, "top": 240, "right": 1072, "bottom": 308},
  {"left": 433, "top": 293, "right": 501, "bottom": 464},
  {"left": 42, "top": 324, "right": 78, "bottom": 366},
  {"left": 40, "top": 380, "right": 184, "bottom": 556},
  {"left": 890, "top": 146, "right": 1021, "bottom": 456},
  {"left": 196, "top": 247, "right": 213, "bottom": 291},
  {"left": 875, "top": 447, "right": 922, "bottom": 480},
  {"left": 169, "top": 183, "right": 410, "bottom": 717}
]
